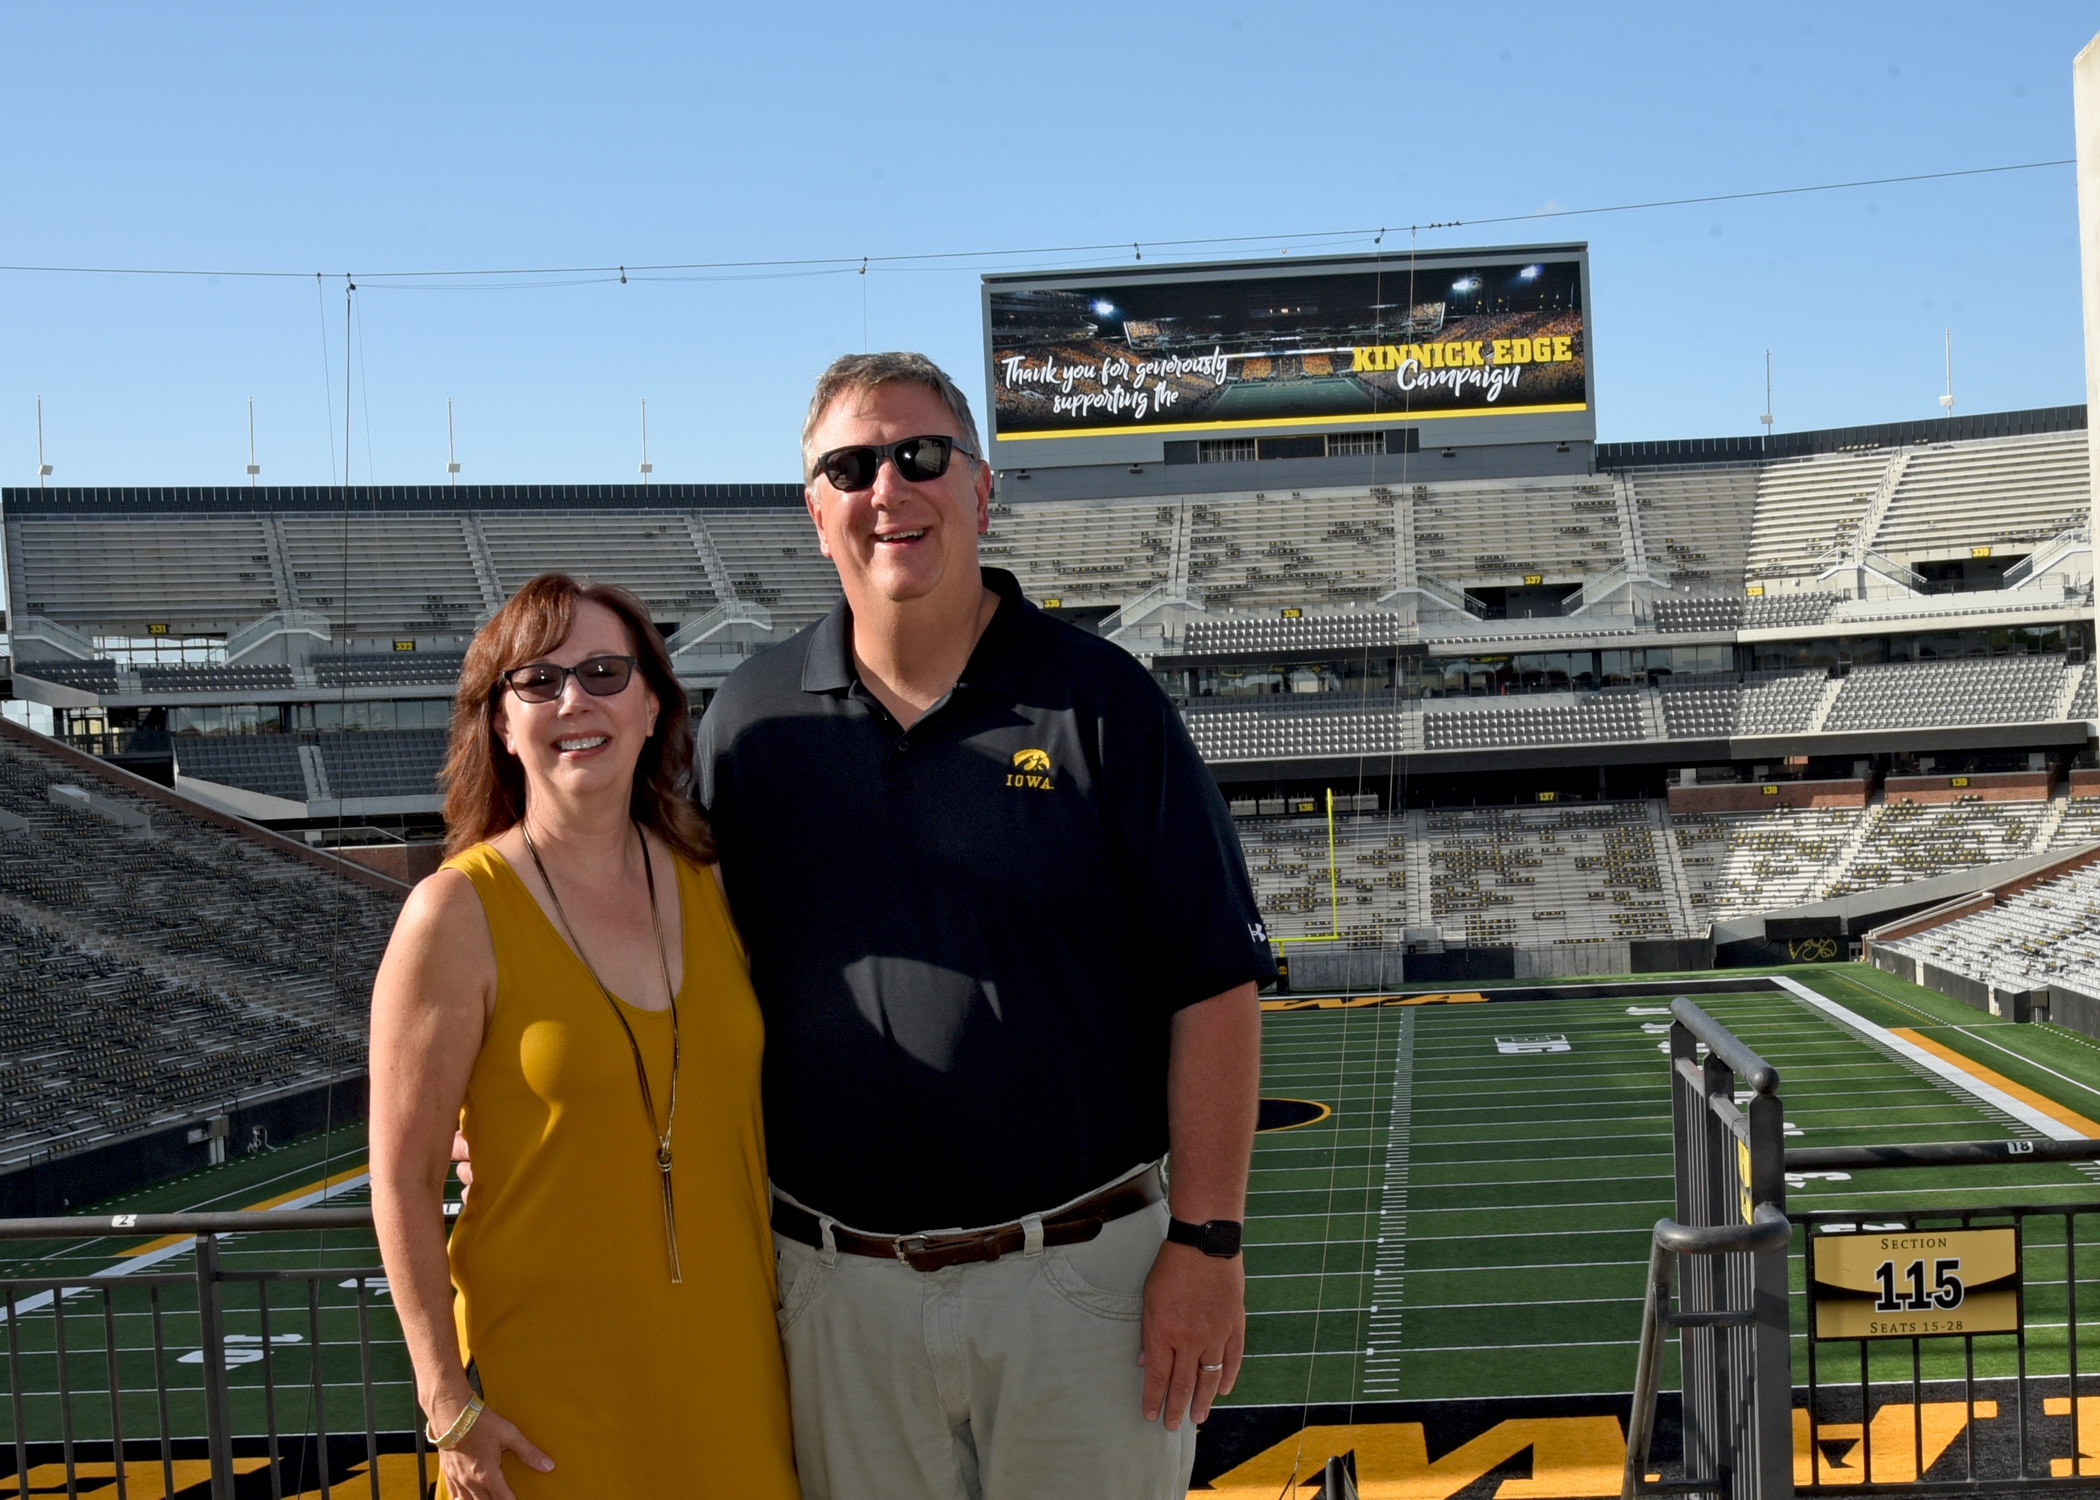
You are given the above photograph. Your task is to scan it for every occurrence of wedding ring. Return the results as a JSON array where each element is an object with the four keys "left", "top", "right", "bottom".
[{"left": 1199, "top": 1361, "right": 1226, "bottom": 1372}]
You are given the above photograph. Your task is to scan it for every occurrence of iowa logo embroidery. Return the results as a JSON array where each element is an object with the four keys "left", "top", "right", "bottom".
[{"left": 1007, "top": 748, "right": 1054, "bottom": 790}]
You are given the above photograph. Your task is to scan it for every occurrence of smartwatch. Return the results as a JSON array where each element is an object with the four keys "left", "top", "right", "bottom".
[{"left": 1166, "top": 1217, "right": 1244, "bottom": 1258}]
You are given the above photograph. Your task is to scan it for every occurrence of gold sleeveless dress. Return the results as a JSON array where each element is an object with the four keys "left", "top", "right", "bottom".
[{"left": 440, "top": 843, "right": 797, "bottom": 1497}]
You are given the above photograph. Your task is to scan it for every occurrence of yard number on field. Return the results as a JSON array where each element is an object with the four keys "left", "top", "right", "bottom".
[{"left": 1495, "top": 1035, "right": 1571, "bottom": 1054}]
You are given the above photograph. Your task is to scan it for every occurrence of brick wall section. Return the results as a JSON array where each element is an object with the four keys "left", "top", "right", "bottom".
[
  {"left": 339, "top": 842, "right": 445, "bottom": 885},
  {"left": 1666, "top": 778, "right": 1869, "bottom": 814},
  {"left": 2071, "top": 769, "right": 2100, "bottom": 796},
  {"left": 1884, "top": 769, "right": 2055, "bottom": 805}
]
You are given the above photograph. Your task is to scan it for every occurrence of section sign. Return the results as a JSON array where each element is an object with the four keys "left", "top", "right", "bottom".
[{"left": 1812, "top": 1227, "right": 2020, "bottom": 1340}]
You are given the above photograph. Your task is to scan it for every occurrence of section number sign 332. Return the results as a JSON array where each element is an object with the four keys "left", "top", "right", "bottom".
[{"left": 1811, "top": 1227, "right": 2019, "bottom": 1340}]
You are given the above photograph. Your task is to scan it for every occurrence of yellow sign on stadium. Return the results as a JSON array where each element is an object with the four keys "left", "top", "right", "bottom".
[
  {"left": 146, "top": 623, "right": 169, "bottom": 635},
  {"left": 1813, "top": 1227, "right": 2019, "bottom": 1340},
  {"left": 1523, "top": 574, "right": 1544, "bottom": 586},
  {"left": 1971, "top": 546, "right": 1992, "bottom": 559},
  {"left": 1746, "top": 585, "right": 1766, "bottom": 597},
  {"left": 1281, "top": 607, "right": 1303, "bottom": 619}
]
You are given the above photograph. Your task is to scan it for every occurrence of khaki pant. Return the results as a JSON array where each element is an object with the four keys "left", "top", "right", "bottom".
[{"left": 772, "top": 1197, "right": 1198, "bottom": 1500}]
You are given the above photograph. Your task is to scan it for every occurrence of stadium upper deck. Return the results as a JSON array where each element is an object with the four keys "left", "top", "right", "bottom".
[{"left": 1, "top": 405, "right": 2090, "bottom": 816}]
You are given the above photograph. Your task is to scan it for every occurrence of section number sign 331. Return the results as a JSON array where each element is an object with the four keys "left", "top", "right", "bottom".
[{"left": 1811, "top": 1227, "right": 2019, "bottom": 1340}]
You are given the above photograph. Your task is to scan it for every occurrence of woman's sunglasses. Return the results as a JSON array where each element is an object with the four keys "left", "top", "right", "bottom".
[
  {"left": 811, "top": 434, "right": 973, "bottom": 492},
  {"left": 499, "top": 655, "right": 638, "bottom": 704}
]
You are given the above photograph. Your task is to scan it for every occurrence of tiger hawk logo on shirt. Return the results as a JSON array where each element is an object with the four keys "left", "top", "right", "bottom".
[{"left": 1007, "top": 748, "right": 1054, "bottom": 790}]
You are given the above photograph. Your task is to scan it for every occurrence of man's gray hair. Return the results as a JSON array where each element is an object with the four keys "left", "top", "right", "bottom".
[{"left": 801, "top": 352, "right": 984, "bottom": 478}]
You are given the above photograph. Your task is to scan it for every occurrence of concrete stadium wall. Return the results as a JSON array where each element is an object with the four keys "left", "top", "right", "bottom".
[
  {"left": 1282, "top": 937, "right": 1715, "bottom": 992},
  {"left": 1667, "top": 779, "right": 1869, "bottom": 814},
  {"left": 2050, "top": 985, "right": 2100, "bottom": 1041},
  {"left": 1884, "top": 770, "right": 2055, "bottom": 805},
  {"left": 0, "top": 1074, "right": 369, "bottom": 1218}
]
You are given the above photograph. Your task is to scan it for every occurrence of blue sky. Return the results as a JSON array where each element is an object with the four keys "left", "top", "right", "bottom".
[{"left": 3, "top": 2, "right": 2097, "bottom": 487}]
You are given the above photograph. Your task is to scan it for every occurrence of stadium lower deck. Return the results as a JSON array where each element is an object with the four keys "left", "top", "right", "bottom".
[{"left": 0, "top": 965, "right": 2096, "bottom": 1497}]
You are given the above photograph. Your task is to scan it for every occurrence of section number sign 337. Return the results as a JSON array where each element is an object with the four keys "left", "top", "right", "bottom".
[{"left": 1811, "top": 1227, "right": 2019, "bottom": 1340}]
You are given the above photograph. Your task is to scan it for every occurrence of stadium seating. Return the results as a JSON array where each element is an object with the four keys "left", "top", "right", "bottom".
[
  {"left": 316, "top": 729, "right": 449, "bottom": 800},
  {"left": 476, "top": 511, "right": 717, "bottom": 613},
  {"left": 1411, "top": 478, "right": 1625, "bottom": 587},
  {"left": 2074, "top": 666, "right": 2096, "bottom": 721},
  {"left": 313, "top": 652, "right": 467, "bottom": 688},
  {"left": 139, "top": 664, "right": 296, "bottom": 694},
  {"left": 984, "top": 499, "right": 1175, "bottom": 606},
  {"left": 13, "top": 659, "right": 123, "bottom": 693},
  {"left": 1421, "top": 692, "right": 1645, "bottom": 751},
  {"left": 1743, "top": 591, "right": 1842, "bottom": 630},
  {"left": 1627, "top": 467, "right": 1757, "bottom": 587},
  {"left": 1878, "top": 859, "right": 2100, "bottom": 996},
  {"left": 1184, "top": 698, "right": 1409, "bottom": 761},
  {"left": 1672, "top": 805, "right": 1866, "bottom": 918},
  {"left": 1870, "top": 432, "right": 2089, "bottom": 558},
  {"left": 1658, "top": 673, "right": 1825, "bottom": 739},
  {"left": 7, "top": 514, "right": 288, "bottom": 629},
  {"left": 696, "top": 510, "right": 841, "bottom": 629},
  {"left": 1822, "top": 656, "right": 2069, "bottom": 732},
  {"left": 0, "top": 732, "right": 400, "bottom": 1164},
  {"left": 1425, "top": 802, "right": 1675, "bottom": 944},
  {"left": 2051, "top": 795, "right": 2100, "bottom": 850},
  {"left": 1181, "top": 490, "right": 1398, "bottom": 609},
  {"left": 1743, "top": 450, "right": 1894, "bottom": 581},
  {"left": 277, "top": 513, "right": 487, "bottom": 633},
  {"left": 173, "top": 735, "right": 307, "bottom": 800},
  {"left": 1654, "top": 598, "right": 1743, "bottom": 633},
  {"left": 1828, "top": 797, "right": 2046, "bottom": 895},
  {"left": 1183, "top": 612, "right": 1413, "bottom": 655}
]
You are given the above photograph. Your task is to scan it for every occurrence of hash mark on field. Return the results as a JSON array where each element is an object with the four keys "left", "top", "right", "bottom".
[{"left": 1362, "top": 1008, "right": 1414, "bottom": 1396}]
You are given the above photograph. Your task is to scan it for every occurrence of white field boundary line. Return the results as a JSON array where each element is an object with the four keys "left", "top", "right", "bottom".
[
  {"left": 1770, "top": 975, "right": 2084, "bottom": 1141},
  {"left": 0, "top": 1172, "right": 372, "bottom": 1324}
]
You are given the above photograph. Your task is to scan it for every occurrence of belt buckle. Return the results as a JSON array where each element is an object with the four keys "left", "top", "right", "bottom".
[{"left": 894, "top": 1235, "right": 929, "bottom": 1265}]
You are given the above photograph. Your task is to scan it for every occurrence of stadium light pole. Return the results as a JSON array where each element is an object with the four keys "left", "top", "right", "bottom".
[
  {"left": 2075, "top": 31, "right": 2100, "bottom": 670},
  {"left": 34, "top": 396, "right": 51, "bottom": 489},
  {"left": 446, "top": 398, "right": 461, "bottom": 485},
  {"left": 639, "top": 398, "right": 653, "bottom": 486},
  {"left": 1940, "top": 330, "right": 1954, "bottom": 419},
  {"left": 1758, "top": 352, "right": 1773, "bottom": 452},
  {"left": 246, "top": 398, "right": 260, "bottom": 487}
]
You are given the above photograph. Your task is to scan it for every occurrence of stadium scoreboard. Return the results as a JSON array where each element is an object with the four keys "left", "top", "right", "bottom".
[{"left": 982, "top": 245, "right": 1595, "bottom": 469}]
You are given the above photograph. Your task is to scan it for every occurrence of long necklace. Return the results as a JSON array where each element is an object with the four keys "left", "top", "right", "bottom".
[{"left": 519, "top": 818, "right": 683, "bottom": 1283}]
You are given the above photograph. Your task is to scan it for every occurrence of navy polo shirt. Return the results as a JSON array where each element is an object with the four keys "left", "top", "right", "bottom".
[{"left": 695, "top": 567, "right": 1275, "bottom": 1233}]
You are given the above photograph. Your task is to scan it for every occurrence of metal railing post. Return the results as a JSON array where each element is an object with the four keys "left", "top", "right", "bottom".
[
  {"left": 1744, "top": 1092, "right": 1792, "bottom": 1500},
  {"left": 193, "top": 1233, "right": 236, "bottom": 1500}
]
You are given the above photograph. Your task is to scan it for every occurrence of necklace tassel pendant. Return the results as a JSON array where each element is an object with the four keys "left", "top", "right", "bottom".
[{"left": 659, "top": 1142, "right": 682, "bottom": 1284}]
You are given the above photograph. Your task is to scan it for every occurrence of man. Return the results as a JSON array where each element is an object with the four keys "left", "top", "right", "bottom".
[{"left": 696, "top": 351, "right": 1273, "bottom": 1499}]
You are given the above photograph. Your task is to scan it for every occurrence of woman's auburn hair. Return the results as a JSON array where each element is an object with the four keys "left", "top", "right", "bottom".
[{"left": 440, "top": 572, "right": 713, "bottom": 864}]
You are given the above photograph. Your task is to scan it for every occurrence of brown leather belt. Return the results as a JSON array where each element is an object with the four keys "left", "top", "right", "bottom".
[{"left": 772, "top": 1166, "right": 1163, "bottom": 1273}]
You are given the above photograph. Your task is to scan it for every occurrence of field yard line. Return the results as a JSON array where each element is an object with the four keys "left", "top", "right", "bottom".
[
  {"left": 1361, "top": 1010, "right": 1415, "bottom": 1397},
  {"left": 0, "top": 1169, "right": 372, "bottom": 1324},
  {"left": 1772, "top": 976, "right": 2088, "bottom": 1140}
]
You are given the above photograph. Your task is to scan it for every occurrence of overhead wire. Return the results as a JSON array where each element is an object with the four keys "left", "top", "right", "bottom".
[{"left": 0, "top": 158, "right": 2070, "bottom": 287}]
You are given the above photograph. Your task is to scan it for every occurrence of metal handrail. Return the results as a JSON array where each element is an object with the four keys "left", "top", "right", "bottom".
[
  {"left": 1669, "top": 997, "right": 1781, "bottom": 1095},
  {"left": 0, "top": 1208, "right": 376, "bottom": 1240},
  {"left": 1622, "top": 1206, "right": 1793, "bottom": 1500}
]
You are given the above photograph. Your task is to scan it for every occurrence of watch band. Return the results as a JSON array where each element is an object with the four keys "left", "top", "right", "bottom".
[{"left": 1167, "top": 1216, "right": 1244, "bottom": 1258}]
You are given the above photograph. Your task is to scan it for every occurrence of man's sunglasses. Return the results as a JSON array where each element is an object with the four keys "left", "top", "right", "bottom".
[
  {"left": 498, "top": 655, "right": 638, "bottom": 704},
  {"left": 812, "top": 434, "right": 974, "bottom": 492}
]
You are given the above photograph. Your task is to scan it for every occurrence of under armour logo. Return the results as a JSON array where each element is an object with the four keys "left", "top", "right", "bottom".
[{"left": 1248, "top": 921, "right": 1268, "bottom": 943}]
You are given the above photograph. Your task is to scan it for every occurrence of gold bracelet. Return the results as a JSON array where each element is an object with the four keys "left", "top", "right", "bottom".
[{"left": 427, "top": 1394, "right": 485, "bottom": 1451}]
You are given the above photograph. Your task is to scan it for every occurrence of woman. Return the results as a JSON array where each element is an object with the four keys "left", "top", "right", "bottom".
[{"left": 370, "top": 573, "right": 797, "bottom": 1500}]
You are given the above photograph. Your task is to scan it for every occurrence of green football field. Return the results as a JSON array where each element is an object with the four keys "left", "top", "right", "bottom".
[
  {"left": 1232, "top": 964, "right": 2100, "bottom": 1409},
  {"left": 1, "top": 962, "right": 2098, "bottom": 1465}
]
